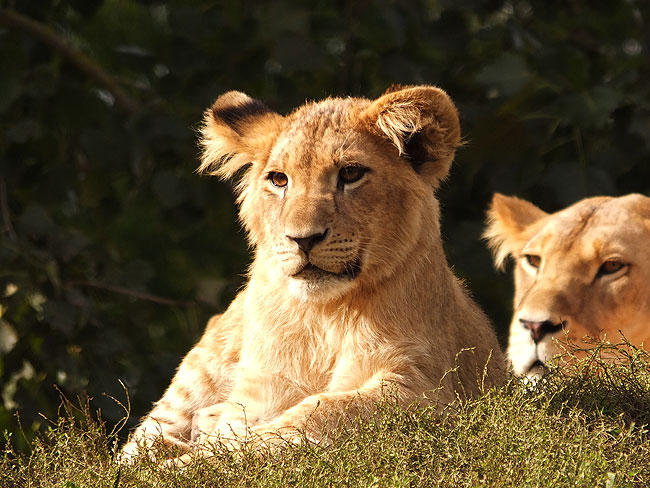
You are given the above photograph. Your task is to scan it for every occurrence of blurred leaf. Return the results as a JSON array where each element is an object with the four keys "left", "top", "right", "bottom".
[
  {"left": 122, "top": 260, "right": 155, "bottom": 288},
  {"left": 539, "top": 162, "right": 617, "bottom": 206},
  {"left": 152, "top": 170, "right": 186, "bottom": 208},
  {"left": 196, "top": 278, "right": 226, "bottom": 307},
  {"left": 80, "top": 127, "right": 130, "bottom": 169},
  {"left": 50, "top": 229, "right": 90, "bottom": 262},
  {"left": 42, "top": 300, "right": 78, "bottom": 336},
  {"left": 69, "top": 0, "right": 104, "bottom": 18},
  {"left": 18, "top": 205, "right": 55, "bottom": 238},
  {"left": 629, "top": 109, "right": 650, "bottom": 151},
  {"left": 0, "top": 73, "right": 22, "bottom": 113},
  {"left": 2, "top": 361, "right": 35, "bottom": 411},
  {"left": 553, "top": 86, "right": 624, "bottom": 129},
  {"left": 0, "top": 319, "right": 19, "bottom": 354},
  {"left": 7, "top": 120, "right": 43, "bottom": 143},
  {"left": 475, "top": 53, "right": 532, "bottom": 97}
]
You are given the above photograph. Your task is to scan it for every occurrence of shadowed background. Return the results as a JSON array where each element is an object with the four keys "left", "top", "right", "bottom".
[{"left": 1, "top": 0, "right": 649, "bottom": 449}]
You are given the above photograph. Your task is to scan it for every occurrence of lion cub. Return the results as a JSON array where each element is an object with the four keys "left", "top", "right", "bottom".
[
  {"left": 485, "top": 193, "right": 650, "bottom": 377},
  {"left": 120, "top": 86, "right": 505, "bottom": 460}
]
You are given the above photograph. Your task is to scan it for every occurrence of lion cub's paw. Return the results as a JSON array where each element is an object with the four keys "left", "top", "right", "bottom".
[{"left": 191, "top": 401, "right": 256, "bottom": 445}]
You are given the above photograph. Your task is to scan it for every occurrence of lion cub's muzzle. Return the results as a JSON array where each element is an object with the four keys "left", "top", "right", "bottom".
[
  {"left": 280, "top": 227, "right": 362, "bottom": 280},
  {"left": 287, "top": 229, "right": 328, "bottom": 256}
]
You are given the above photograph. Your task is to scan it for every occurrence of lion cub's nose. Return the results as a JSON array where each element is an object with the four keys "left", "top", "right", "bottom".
[
  {"left": 288, "top": 230, "right": 328, "bottom": 255},
  {"left": 520, "top": 319, "right": 564, "bottom": 343}
]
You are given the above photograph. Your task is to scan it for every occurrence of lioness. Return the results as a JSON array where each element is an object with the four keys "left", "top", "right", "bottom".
[
  {"left": 484, "top": 193, "right": 650, "bottom": 377},
  {"left": 120, "top": 86, "right": 505, "bottom": 461}
]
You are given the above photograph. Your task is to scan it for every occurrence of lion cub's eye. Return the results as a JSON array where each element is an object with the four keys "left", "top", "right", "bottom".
[
  {"left": 524, "top": 254, "right": 541, "bottom": 269},
  {"left": 338, "top": 165, "right": 367, "bottom": 187},
  {"left": 597, "top": 260, "right": 627, "bottom": 277},
  {"left": 268, "top": 171, "right": 288, "bottom": 188}
]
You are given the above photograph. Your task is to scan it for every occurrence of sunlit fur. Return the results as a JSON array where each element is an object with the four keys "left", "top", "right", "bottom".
[
  {"left": 485, "top": 193, "right": 650, "bottom": 378},
  {"left": 120, "top": 86, "right": 505, "bottom": 462}
]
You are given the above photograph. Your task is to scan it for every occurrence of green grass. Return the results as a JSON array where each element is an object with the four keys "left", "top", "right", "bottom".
[{"left": 2, "top": 343, "right": 649, "bottom": 488}]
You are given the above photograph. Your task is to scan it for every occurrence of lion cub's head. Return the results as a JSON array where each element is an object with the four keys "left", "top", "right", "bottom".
[
  {"left": 485, "top": 193, "right": 650, "bottom": 377},
  {"left": 199, "top": 86, "right": 460, "bottom": 301}
]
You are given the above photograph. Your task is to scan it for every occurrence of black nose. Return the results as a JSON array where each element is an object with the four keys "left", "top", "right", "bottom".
[
  {"left": 287, "top": 230, "right": 327, "bottom": 255},
  {"left": 520, "top": 319, "right": 564, "bottom": 343}
]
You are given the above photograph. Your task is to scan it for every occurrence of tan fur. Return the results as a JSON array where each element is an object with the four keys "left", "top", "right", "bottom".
[
  {"left": 485, "top": 193, "right": 650, "bottom": 377},
  {"left": 119, "top": 86, "right": 505, "bottom": 461}
]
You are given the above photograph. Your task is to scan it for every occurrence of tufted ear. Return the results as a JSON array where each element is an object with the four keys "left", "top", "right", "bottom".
[
  {"left": 361, "top": 85, "right": 461, "bottom": 186},
  {"left": 483, "top": 193, "right": 548, "bottom": 270},
  {"left": 198, "top": 91, "right": 284, "bottom": 179}
]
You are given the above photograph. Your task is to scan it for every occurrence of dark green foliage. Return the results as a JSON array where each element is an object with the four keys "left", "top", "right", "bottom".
[{"left": 1, "top": 0, "right": 649, "bottom": 450}]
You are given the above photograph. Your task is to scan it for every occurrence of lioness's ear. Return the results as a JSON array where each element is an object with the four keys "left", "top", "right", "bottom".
[
  {"left": 483, "top": 193, "right": 548, "bottom": 270},
  {"left": 361, "top": 85, "right": 461, "bottom": 186},
  {"left": 199, "top": 91, "right": 283, "bottom": 179}
]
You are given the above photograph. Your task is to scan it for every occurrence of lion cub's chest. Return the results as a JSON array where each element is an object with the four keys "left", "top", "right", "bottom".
[{"left": 241, "top": 312, "right": 351, "bottom": 392}]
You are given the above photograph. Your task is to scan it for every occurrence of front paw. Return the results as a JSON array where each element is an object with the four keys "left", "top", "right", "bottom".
[
  {"left": 191, "top": 401, "right": 253, "bottom": 445},
  {"left": 245, "top": 423, "right": 306, "bottom": 452},
  {"left": 116, "top": 441, "right": 141, "bottom": 465}
]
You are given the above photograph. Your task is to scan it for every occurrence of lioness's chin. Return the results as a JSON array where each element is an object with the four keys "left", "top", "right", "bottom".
[
  {"left": 509, "top": 341, "right": 559, "bottom": 377},
  {"left": 511, "top": 356, "right": 547, "bottom": 378}
]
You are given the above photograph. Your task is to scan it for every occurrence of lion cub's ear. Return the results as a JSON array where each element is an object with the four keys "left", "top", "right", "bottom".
[
  {"left": 361, "top": 85, "right": 461, "bottom": 186},
  {"left": 198, "top": 91, "right": 284, "bottom": 179},
  {"left": 484, "top": 193, "right": 548, "bottom": 269}
]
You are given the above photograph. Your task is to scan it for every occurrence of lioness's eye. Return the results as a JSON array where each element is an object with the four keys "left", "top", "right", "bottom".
[
  {"left": 598, "top": 260, "right": 626, "bottom": 276},
  {"left": 338, "top": 165, "right": 367, "bottom": 186},
  {"left": 268, "top": 171, "right": 288, "bottom": 188},
  {"left": 524, "top": 254, "right": 541, "bottom": 268}
]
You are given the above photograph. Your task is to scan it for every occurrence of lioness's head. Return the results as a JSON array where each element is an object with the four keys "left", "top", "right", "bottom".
[
  {"left": 199, "top": 86, "right": 460, "bottom": 301},
  {"left": 485, "top": 193, "right": 650, "bottom": 377}
]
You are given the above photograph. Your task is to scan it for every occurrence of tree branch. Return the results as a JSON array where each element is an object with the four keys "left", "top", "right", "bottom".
[
  {"left": 66, "top": 280, "right": 194, "bottom": 306},
  {"left": 0, "top": 8, "right": 140, "bottom": 114}
]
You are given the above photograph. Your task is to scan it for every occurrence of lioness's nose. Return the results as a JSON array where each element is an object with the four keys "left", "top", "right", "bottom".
[
  {"left": 520, "top": 319, "right": 564, "bottom": 343},
  {"left": 287, "top": 230, "right": 328, "bottom": 255}
]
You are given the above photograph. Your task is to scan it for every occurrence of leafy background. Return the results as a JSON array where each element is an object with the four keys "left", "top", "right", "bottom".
[{"left": 1, "top": 0, "right": 649, "bottom": 449}]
